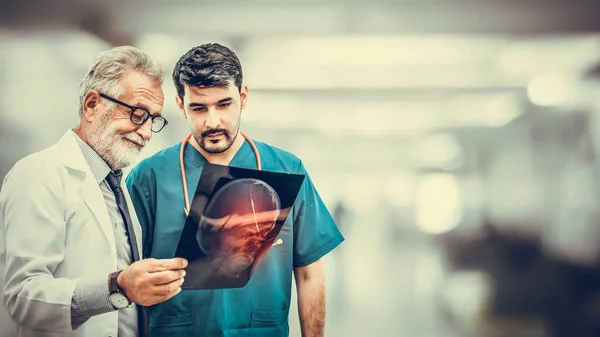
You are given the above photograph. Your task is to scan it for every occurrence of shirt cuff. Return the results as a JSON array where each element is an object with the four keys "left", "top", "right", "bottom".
[{"left": 70, "top": 275, "right": 115, "bottom": 330}]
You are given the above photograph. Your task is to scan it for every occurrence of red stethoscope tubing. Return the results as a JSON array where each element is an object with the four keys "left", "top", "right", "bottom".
[{"left": 180, "top": 131, "right": 261, "bottom": 216}]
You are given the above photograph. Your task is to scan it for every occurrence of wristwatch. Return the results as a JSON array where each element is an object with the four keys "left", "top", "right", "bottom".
[{"left": 108, "top": 270, "right": 130, "bottom": 309}]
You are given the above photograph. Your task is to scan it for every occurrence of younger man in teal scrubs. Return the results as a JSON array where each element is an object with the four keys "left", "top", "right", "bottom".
[{"left": 125, "top": 43, "right": 344, "bottom": 337}]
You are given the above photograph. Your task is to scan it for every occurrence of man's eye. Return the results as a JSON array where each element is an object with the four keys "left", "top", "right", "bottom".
[{"left": 218, "top": 103, "right": 231, "bottom": 108}]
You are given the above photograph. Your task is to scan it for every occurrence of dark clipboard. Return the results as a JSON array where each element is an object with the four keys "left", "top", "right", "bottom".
[{"left": 174, "top": 162, "right": 305, "bottom": 290}]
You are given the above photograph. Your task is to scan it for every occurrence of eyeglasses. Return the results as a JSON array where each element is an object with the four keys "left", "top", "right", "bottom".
[{"left": 99, "top": 93, "right": 168, "bottom": 133}]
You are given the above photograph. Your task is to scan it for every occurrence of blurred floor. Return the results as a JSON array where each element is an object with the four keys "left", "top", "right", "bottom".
[{"left": 288, "top": 215, "right": 460, "bottom": 337}]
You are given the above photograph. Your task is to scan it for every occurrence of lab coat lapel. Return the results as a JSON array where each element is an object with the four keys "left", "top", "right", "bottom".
[{"left": 58, "top": 131, "right": 117, "bottom": 257}]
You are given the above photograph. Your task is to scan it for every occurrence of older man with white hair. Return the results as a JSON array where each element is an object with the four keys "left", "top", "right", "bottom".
[{"left": 0, "top": 46, "right": 188, "bottom": 337}]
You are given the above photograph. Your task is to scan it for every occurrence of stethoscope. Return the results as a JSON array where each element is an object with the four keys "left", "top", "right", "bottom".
[{"left": 180, "top": 131, "right": 262, "bottom": 216}]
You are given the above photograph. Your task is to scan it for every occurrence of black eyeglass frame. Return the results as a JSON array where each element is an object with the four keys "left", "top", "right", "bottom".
[{"left": 99, "top": 93, "right": 168, "bottom": 133}]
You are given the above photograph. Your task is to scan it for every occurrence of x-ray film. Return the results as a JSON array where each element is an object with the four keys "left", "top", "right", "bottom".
[{"left": 175, "top": 162, "right": 305, "bottom": 290}]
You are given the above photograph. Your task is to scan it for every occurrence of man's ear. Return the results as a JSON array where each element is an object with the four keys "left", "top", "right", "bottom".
[
  {"left": 240, "top": 84, "right": 249, "bottom": 110},
  {"left": 82, "top": 90, "right": 101, "bottom": 121},
  {"left": 176, "top": 95, "right": 187, "bottom": 119}
]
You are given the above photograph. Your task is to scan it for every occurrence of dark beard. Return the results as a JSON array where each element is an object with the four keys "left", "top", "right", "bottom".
[{"left": 195, "top": 114, "right": 241, "bottom": 154}]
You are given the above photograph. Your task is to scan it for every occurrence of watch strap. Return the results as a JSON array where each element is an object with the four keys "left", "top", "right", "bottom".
[{"left": 109, "top": 270, "right": 123, "bottom": 294}]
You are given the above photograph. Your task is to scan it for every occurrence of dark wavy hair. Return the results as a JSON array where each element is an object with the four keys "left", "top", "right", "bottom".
[{"left": 172, "top": 43, "right": 243, "bottom": 101}]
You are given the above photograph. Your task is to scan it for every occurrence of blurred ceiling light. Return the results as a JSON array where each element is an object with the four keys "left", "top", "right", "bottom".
[
  {"left": 246, "top": 34, "right": 507, "bottom": 67},
  {"left": 527, "top": 74, "right": 578, "bottom": 107},
  {"left": 316, "top": 101, "right": 439, "bottom": 135},
  {"left": 245, "top": 63, "right": 503, "bottom": 90},
  {"left": 414, "top": 173, "right": 463, "bottom": 234},
  {"left": 414, "top": 133, "right": 463, "bottom": 169},
  {"left": 243, "top": 34, "right": 516, "bottom": 90},
  {"left": 448, "top": 92, "right": 522, "bottom": 127},
  {"left": 497, "top": 35, "right": 600, "bottom": 79},
  {"left": 244, "top": 95, "right": 441, "bottom": 134},
  {"left": 242, "top": 92, "right": 526, "bottom": 133}
]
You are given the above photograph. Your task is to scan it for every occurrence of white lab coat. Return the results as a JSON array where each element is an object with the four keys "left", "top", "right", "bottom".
[{"left": 0, "top": 130, "right": 143, "bottom": 337}]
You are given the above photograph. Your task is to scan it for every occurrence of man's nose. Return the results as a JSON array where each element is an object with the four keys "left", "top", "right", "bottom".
[
  {"left": 205, "top": 109, "right": 220, "bottom": 129},
  {"left": 137, "top": 118, "right": 153, "bottom": 141}
]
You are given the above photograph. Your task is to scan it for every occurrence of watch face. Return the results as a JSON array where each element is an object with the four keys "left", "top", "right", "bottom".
[{"left": 109, "top": 293, "right": 129, "bottom": 309}]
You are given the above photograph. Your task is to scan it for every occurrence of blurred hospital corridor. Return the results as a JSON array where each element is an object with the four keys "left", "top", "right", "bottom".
[{"left": 3, "top": 0, "right": 600, "bottom": 336}]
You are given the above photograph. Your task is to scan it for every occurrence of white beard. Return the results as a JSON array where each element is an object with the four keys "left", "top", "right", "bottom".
[{"left": 88, "top": 112, "right": 147, "bottom": 170}]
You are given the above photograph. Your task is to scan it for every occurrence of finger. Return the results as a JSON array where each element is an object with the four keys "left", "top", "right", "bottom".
[
  {"left": 167, "top": 279, "right": 185, "bottom": 300},
  {"left": 147, "top": 258, "right": 188, "bottom": 272},
  {"left": 153, "top": 277, "right": 185, "bottom": 297},
  {"left": 157, "top": 285, "right": 183, "bottom": 305},
  {"left": 148, "top": 269, "right": 186, "bottom": 285}
]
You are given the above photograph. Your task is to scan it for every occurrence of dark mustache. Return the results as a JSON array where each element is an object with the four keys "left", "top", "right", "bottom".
[{"left": 202, "top": 129, "right": 228, "bottom": 138}]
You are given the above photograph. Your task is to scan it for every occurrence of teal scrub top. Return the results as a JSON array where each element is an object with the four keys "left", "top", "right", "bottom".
[{"left": 125, "top": 138, "right": 345, "bottom": 337}]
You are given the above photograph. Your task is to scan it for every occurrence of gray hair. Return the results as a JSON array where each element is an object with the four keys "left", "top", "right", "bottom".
[{"left": 78, "top": 46, "right": 163, "bottom": 116}]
